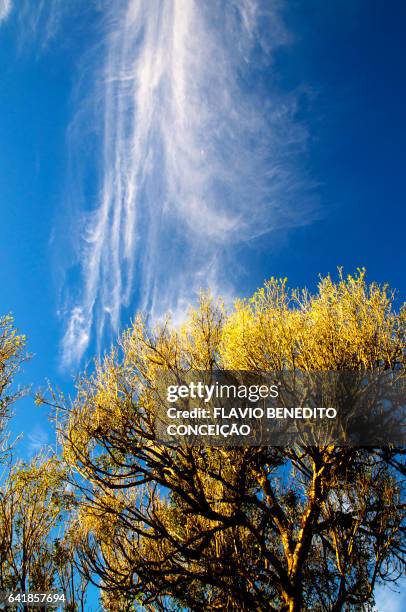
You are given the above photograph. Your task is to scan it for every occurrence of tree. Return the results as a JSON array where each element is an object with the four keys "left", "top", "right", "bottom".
[
  {"left": 0, "top": 315, "right": 88, "bottom": 610},
  {"left": 0, "top": 454, "right": 88, "bottom": 611},
  {"left": 0, "top": 455, "right": 65, "bottom": 592},
  {"left": 0, "top": 315, "right": 27, "bottom": 457},
  {"left": 60, "top": 270, "right": 405, "bottom": 611}
]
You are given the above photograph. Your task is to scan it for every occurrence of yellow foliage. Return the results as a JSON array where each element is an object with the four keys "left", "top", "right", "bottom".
[{"left": 59, "top": 270, "right": 405, "bottom": 610}]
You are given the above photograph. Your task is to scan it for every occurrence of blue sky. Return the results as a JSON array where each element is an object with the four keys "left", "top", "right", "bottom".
[{"left": 0, "top": 1, "right": 405, "bottom": 607}]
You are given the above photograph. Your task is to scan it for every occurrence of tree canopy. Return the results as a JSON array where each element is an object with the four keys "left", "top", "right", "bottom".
[
  {"left": 0, "top": 315, "right": 27, "bottom": 456},
  {"left": 58, "top": 270, "right": 405, "bottom": 611},
  {"left": 0, "top": 317, "right": 87, "bottom": 610}
]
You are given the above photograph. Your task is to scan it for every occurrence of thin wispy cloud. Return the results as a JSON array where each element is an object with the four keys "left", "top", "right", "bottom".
[
  {"left": 60, "top": 0, "right": 318, "bottom": 367},
  {"left": 27, "top": 424, "right": 50, "bottom": 457},
  {"left": 374, "top": 581, "right": 405, "bottom": 612},
  {"left": 17, "top": 0, "right": 80, "bottom": 53},
  {"left": 0, "top": 0, "right": 12, "bottom": 24}
]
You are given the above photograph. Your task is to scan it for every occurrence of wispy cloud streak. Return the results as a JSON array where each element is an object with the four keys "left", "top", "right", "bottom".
[
  {"left": 27, "top": 424, "right": 49, "bottom": 457},
  {"left": 61, "top": 0, "right": 317, "bottom": 366},
  {"left": 16, "top": 0, "right": 67, "bottom": 50},
  {"left": 374, "top": 580, "right": 406, "bottom": 612},
  {"left": 0, "top": 0, "right": 12, "bottom": 24}
]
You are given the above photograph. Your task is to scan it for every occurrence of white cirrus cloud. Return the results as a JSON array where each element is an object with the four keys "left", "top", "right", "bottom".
[
  {"left": 0, "top": 0, "right": 12, "bottom": 24},
  {"left": 27, "top": 424, "right": 50, "bottom": 457},
  {"left": 374, "top": 581, "right": 406, "bottom": 612},
  {"left": 16, "top": 0, "right": 84, "bottom": 53},
  {"left": 60, "top": 0, "right": 319, "bottom": 367}
]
